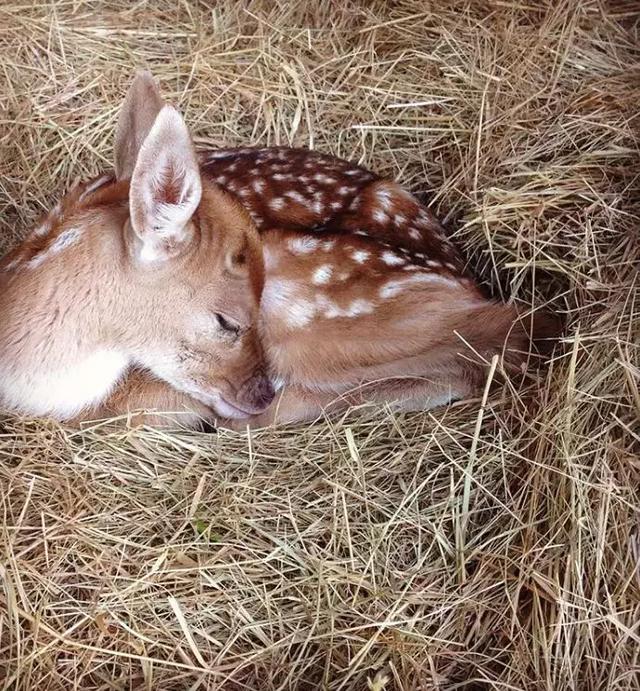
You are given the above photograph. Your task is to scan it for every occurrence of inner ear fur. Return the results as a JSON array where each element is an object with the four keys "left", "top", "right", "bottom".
[
  {"left": 114, "top": 70, "right": 164, "bottom": 181},
  {"left": 127, "top": 105, "right": 203, "bottom": 262}
]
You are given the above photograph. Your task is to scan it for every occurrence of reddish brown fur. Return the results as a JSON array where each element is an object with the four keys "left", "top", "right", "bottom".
[{"left": 201, "top": 148, "right": 464, "bottom": 269}]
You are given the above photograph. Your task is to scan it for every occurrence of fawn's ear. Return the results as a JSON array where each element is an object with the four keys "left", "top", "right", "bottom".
[
  {"left": 128, "top": 105, "right": 202, "bottom": 264},
  {"left": 114, "top": 70, "right": 164, "bottom": 181}
]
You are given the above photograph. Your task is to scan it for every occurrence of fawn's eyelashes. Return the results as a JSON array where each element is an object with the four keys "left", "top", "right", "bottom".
[{"left": 214, "top": 312, "right": 241, "bottom": 335}]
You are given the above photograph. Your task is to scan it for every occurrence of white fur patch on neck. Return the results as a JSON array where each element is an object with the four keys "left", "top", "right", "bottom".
[{"left": 0, "top": 349, "right": 129, "bottom": 420}]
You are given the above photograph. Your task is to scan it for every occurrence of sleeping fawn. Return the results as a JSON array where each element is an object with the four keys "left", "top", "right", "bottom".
[{"left": 0, "top": 71, "right": 557, "bottom": 429}]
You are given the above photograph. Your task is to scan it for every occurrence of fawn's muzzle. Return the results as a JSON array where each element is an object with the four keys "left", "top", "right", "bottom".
[{"left": 236, "top": 369, "right": 275, "bottom": 413}]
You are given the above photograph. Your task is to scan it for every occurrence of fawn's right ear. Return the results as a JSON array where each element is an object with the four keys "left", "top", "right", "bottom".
[
  {"left": 114, "top": 70, "right": 164, "bottom": 180},
  {"left": 127, "top": 105, "right": 202, "bottom": 264}
]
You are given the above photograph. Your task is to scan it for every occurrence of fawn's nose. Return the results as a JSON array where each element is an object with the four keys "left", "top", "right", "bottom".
[{"left": 237, "top": 370, "right": 275, "bottom": 413}]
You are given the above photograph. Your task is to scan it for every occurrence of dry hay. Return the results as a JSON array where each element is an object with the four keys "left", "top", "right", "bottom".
[{"left": 0, "top": 1, "right": 639, "bottom": 689}]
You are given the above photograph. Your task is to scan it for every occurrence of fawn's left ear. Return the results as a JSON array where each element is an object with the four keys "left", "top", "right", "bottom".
[
  {"left": 127, "top": 105, "right": 202, "bottom": 264},
  {"left": 114, "top": 70, "right": 164, "bottom": 181}
]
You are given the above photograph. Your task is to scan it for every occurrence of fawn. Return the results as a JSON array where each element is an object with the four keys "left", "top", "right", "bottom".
[{"left": 0, "top": 71, "right": 556, "bottom": 429}]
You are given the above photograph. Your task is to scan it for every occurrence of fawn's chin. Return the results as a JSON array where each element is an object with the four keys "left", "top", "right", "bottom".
[
  {"left": 185, "top": 383, "right": 263, "bottom": 420},
  {"left": 191, "top": 390, "right": 252, "bottom": 420},
  {"left": 212, "top": 396, "right": 252, "bottom": 420}
]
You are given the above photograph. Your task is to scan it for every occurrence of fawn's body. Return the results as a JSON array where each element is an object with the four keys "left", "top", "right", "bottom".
[{"left": 0, "top": 72, "right": 554, "bottom": 429}]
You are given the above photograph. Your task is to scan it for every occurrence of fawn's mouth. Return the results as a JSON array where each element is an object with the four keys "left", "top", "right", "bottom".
[
  {"left": 213, "top": 396, "right": 253, "bottom": 420},
  {"left": 185, "top": 381, "right": 270, "bottom": 419},
  {"left": 181, "top": 385, "right": 251, "bottom": 420}
]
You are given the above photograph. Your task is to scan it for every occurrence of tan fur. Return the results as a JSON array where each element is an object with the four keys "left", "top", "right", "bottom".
[
  {"left": 0, "top": 72, "right": 273, "bottom": 425},
  {"left": 0, "top": 71, "right": 558, "bottom": 429}
]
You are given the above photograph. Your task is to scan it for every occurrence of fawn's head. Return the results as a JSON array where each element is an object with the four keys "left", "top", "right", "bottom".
[
  {"left": 0, "top": 71, "right": 273, "bottom": 420},
  {"left": 111, "top": 71, "right": 274, "bottom": 418}
]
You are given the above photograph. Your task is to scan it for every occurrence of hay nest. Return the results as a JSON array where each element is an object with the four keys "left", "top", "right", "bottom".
[{"left": 1, "top": 2, "right": 638, "bottom": 689}]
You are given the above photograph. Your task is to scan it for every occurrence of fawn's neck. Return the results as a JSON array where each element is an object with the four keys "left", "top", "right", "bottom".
[{"left": 0, "top": 208, "right": 139, "bottom": 418}]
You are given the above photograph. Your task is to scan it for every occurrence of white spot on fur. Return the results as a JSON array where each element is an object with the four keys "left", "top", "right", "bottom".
[
  {"left": 377, "top": 188, "right": 393, "bottom": 210},
  {"left": 337, "top": 186, "right": 354, "bottom": 196},
  {"left": 409, "top": 228, "right": 422, "bottom": 241},
  {"left": 312, "top": 200, "right": 325, "bottom": 216},
  {"left": 330, "top": 201, "right": 342, "bottom": 211},
  {"left": 373, "top": 209, "right": 388, "bottom": 224},
  {"left": 31, "top": 221, "right": 51, "bottom": 238},
  {"left": 215, "top": 175, "right": 228, "bottom": 185},
  {"left": 352, "top": 250, "right": 370, "bottom": 263},
  {"left": 261, "top": 279, "right": 315, "bottom": 328},
  {"left": 312, "top": 264, "right": 333, "bottom": 285},
  {"left": 394, "top": 214, "right": 407, "bottom": 225},
  {"left": 322, "top": 240, "right": 336, "bottom": 251},
  {"left": 288, "top": 236, "right": 319, "bottom": 254},
  {"left": 270, "top": 197, "right": 285, "bottom": 211},
  {"left": 252, "top": 179, "right": 265, "bottom": 194},
  {"left": 381, "top": 251, "right": 404, "bottom": 266},
  {"left": 26, "top": 251, "right": 51, "bottom": 269},
  {"left": 379, "top": 272, "right": 461, "bottom": 298},
  {"left": 285, "top": 190, "right": 307, "bottom": 204},
  {"left": 207, "top": 150, "right": 234, "bottom": 160},
  {"left": 50, "top": 228, "right": 81, "bottom": 252},
  {"left": 416, "top": 210, "right": 432, "bottom": 228},
  {"left": 314, "top": 173, "right": 336, "bottom": 185},
  {"left": 320, "top": 296, "right": 374, "bottom": 319},
  {"left": 26, "top": 227, "right": 81, "bottom": 269}
]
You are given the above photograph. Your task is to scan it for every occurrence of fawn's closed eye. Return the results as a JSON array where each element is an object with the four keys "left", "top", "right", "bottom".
[{"left": 214, "top": 312, "right": 240, "bottom": 334}]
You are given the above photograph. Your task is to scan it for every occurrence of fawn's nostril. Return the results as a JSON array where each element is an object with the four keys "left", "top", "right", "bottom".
[
  {"left": 238, "top": 371, "right": 275, "bottom": 412},
  {"left": 259, "top": 377, "right": 275, "bottom": 407}
]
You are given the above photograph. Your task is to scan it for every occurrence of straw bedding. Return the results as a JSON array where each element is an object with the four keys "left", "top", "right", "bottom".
[{"left": 0, "top": 1, "right": 638, "bottom": 689}]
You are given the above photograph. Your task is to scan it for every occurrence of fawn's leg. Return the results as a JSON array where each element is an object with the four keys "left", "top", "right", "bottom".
[
  {"left": 221, "top": 373, "right": 474, "bottom": 430},
  {"left": 83, "top": 370, "right": 215, "bottom": 429}
]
